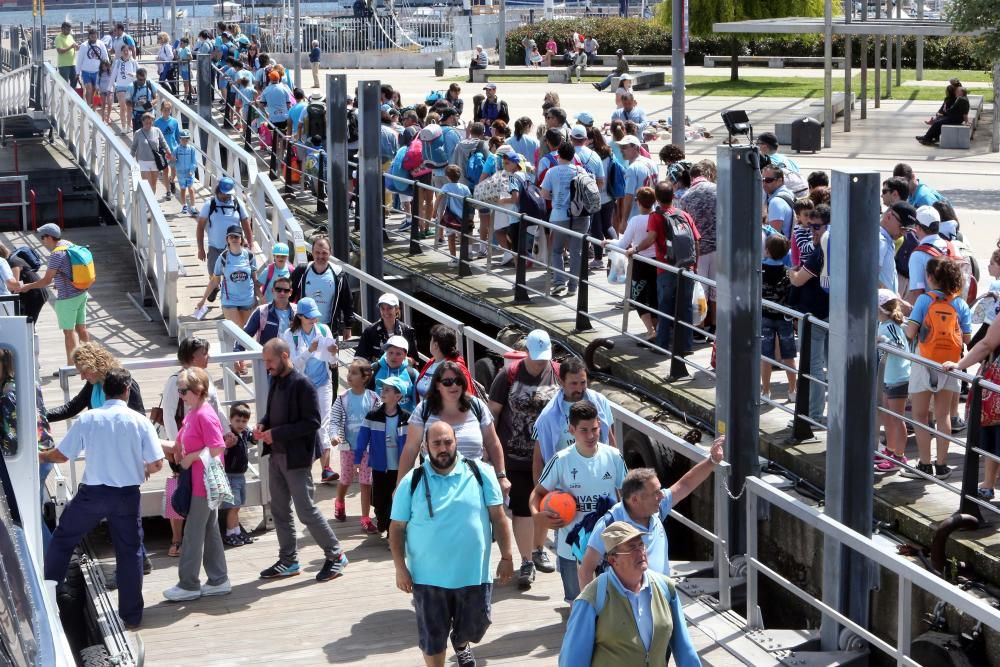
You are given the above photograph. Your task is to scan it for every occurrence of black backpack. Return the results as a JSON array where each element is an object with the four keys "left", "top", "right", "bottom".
[
  {"left": 519, "top": 182, "right": 549, "bottom": 225},
  {"left": 307, "top": 102, "right": 326, "bottom": 141},
  {"left": 655, "top": 207, "right": 697, "bottom": 269},
  {"left": 347, "top": 108, "right": 359, "bottom": 144},
  {"left": 410, "top": 458, "right": 485, "bottom": 518}
]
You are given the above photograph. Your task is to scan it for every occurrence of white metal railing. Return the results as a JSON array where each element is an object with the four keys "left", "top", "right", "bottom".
[
  {"left": 745, "top": 476, "right": 1000, "bottom": 665},
  {"left": 0, "top": 65, "right": 30, "bottom": 117},
  {"left": 41, "top": 63, "right": 183, "bottom": 337},
  {"left": 154, "top": 83, "right": 309, "bottom": 267},
  {"left": 336, "top": 259, "right": 736, "bottom": 610}
]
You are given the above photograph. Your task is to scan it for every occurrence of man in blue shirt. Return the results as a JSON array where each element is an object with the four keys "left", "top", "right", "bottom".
[
  {"left": 611, "top": 93, "right": 649, "bottom": 132},
  {"left": 905, "top": 205, "right": 948, "bottom": 306},
  {"left": 616, "top": 135, "right": 657, "bottom": 230},
  {"left": 309, "top": 40, "right": 322, "bottom": 89},
  {"left": 541, "top": 142, "right": 590, "bottom": 298},
  {"left": 196, "top": 176, "right": 253, "bottom": 276},
  {"left": 390, "top": 421, "right": 514, "bottom": 667},
  {"left": 893, "top": 162, "right": 945, "bottom": 208},
  {"left": 42, "top": 368, "right": 165, "bottom": 629},
  {"left": 879, "top": 202, "right": 916, "bottom": 293},
  {"left": 763, "top": 164, "right": 795, "bottom": 238}
]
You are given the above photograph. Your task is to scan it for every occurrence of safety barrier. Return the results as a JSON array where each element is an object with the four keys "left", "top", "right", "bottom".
[{"left": 0, "top": 65, "right": 30, "bottom": 116}]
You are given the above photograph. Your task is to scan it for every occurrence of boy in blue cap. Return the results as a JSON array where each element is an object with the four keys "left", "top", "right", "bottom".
[{"left": 175, "top": 129, "right": 197, "bottom": 215}]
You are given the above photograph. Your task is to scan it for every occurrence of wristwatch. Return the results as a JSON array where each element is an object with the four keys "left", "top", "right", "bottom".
[{"left": 496, "top": 471, "right": 508, "bottom": 479}]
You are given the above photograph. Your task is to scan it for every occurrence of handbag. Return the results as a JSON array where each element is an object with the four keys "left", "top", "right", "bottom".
[
  {"left": 978, "top": 358, "right": 1000, "bottom": 428},
  {"left": 201, "top": 448, "right": 234, "bottom": 510},
  {"left": 441, "top": 209, "right": 464, "bottom": 231},
  {"left": 170, "top": 467, "right": 193, "bottom": 517},
  {"left": 473, "top": 170, "right": 510, "bottom": 203},
  {"left": 142, "top": 129, "right": 168, "bottom": 171}
]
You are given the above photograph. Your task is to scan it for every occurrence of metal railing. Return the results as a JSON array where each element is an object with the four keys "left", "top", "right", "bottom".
[
  {"left": 335, "top": 258, "right": 737, "bottom": 610},
  {"left": 0, "top": 65, "right": 30, "bottom": 116},
  {"left": 746, "top": 476, "right": 1000, "bottom": 664},
  {"left": 0, "top": 175, "right": 30, "bottom": 231},
  {"left": 40, "top": 62, "right": 183, "bottom": 337}
]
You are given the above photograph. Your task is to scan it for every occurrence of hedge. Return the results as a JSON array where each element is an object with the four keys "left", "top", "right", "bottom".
[{"left": 506, "top": 19, "right": 989, "bottom": 71}]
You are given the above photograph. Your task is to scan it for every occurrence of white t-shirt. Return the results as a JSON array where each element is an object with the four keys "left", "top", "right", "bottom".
[
  {"left": 112, "top": 58, "right": 137, "bottom": 88},
  {"left": 410, "top": 397, "right": 493, "bottom": 461},
  {"left": 537, "top": 443, "right": 627, "bottom": 561},
  {"left": 615, "top": 213, "right": 656, "bottom": 258}
]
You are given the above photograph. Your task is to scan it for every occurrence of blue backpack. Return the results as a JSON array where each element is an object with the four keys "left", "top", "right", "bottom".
[
  {"left": 385, "top": 146, "right": 413, "bottom": 196},
  {"left": 519, "top": 182, "right": 549, "bottom": 225},
  {"left": 605, "top": 157, "right": 627, "bottom": 199},
  {"left": 420, "top": 125, "right": 450, "bottom": 169},
  {"left": 466, "top": 151, "right": 486, "bottom": 187}
]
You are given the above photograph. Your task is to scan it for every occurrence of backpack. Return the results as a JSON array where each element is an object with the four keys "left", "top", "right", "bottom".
[
  {"left": 505, "top": 358, "right": 560, "bottom": 386},
  {"left": 653, "top": 208, "right": 697, "bottom": 269},
  {"left": 519, "top": 182, "right": 549, "bottom": 224},
  {"left": 568, "top": 169, "right": 601, "bottom": 217},
  {"left": 419, "top": 124, "right": 449, "bottom": 169},
  {"left": 306, "top": 102, "right": 326, "bottom": 141},
  {"left": 347, "top": 108, "right": 359, "bottom": 144},
  {"left": 465, "top": 150, "right": 487, "bottom": 187},
  {"left": 11, "top": 246, "right": 42, "bottom": 272},
  {"left": 410, "top": 457, "right": 485, "bottom": 518},
  {"left": 402, "top": 138, "right": 425, "bottom": 173},
  {"left": 304, "top": 147, "right": 323, "bottom": 177},
  {"left": 386, "top": 146, "right": 414, "bottom": 196},
  {"left": 208, "top": 197, "right": 245, "bottom": 220},
  {"left": 605, "top": 157, "right": 627, "bottom": 200},
  {"left": 917, "top": 292, "right": 963, "bottom": 364},
  {"left": 254, "top": 303, "right": 271, "bottom": 340},
  {"left": 54, "top": 243, "right": 96, "bottom": 290},
  {"left": 916, "top": 241, "right": 977, "bottom": 304}
]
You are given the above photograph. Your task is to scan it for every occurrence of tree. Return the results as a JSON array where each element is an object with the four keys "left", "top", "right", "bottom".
[
  {"left": 655, "top": 0, "right": 825, "bottom": 81},
  {"left": 945, "top": 0, "right": 1000, "bottom": 152}
]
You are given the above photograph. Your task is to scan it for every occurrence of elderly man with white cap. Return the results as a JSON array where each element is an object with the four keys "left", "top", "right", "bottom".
[
  {"left": 356, "top": 292, "right": 419, "bottom": 362},
  {"left": 559, "top": 521, "right": 701, "bottom": 666},
  {"left": 16, "top": 222, "right": 92, "bottom": 366},
  {"left": 614, "top": 134, "right": 658, "bottom": 233}
]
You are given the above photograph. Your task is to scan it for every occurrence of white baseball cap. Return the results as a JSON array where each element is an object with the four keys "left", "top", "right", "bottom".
[
  {"left": 915, "top": 205, "right": 940, "bottom": 228},
  {"left": 378, "top": 293, "right": 400, "bottom": 307},
  {"left": 525, "top": 329, "right": 552, "bottom": 361},
  {"left": 616, "top": 135, "right": 641, "bottom": 147},
  {"left": 384, "top": 335, "right": 409, "bottom": 352}
]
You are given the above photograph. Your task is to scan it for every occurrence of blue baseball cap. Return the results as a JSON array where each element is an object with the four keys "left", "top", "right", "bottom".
[
  {"left": 296, "top": 297, "right": 322, "bottom": 320},
  {"left": 218, "top": 177, "right": 236, "bottom": 194},
  {"left": 179, "top": 129, "right": 191, "bottom": 139},
  {"left": 272, "top": 242, "right": 289, "bottom": 256},
  {"left": 575, "top": 111, "right": 594, "bottom": 126},
  {"left": 378, "top": 375, "right": 409, "bottom": 394}
]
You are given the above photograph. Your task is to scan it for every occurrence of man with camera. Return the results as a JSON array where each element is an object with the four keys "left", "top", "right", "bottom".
[{"left": 127, "top": 67, "right": 158, "bottom": 133}]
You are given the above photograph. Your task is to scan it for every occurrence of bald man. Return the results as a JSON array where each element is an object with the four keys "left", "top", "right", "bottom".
[{"left": 254, "top": 339, "right": 348, "bottom": 582}]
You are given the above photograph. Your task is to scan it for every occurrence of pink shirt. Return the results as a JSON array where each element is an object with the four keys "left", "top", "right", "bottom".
[{"left": 178, "top": 402, "right": 225, "bottom": 497}]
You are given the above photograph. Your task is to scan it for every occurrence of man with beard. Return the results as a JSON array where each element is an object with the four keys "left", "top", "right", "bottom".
[
  {"left": 488, "top": 330, "right": 561, "bottom": 589},
  {"left": 390, "top": 421, "right": 514, "bottom": 667}
]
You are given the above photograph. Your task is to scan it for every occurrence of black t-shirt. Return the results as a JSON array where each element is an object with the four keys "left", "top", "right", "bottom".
[
  {"left": 488, "top": 362, "right": 560, "bottom": 472},
  {"left": 224, "top": 428, "right": 252, "bottom": 474},
  {"left": 761, "top": 263, "right": 791, "bottom": 316},
  {"left": 792, "top": 246, "right": 829, "bottom": 321}
]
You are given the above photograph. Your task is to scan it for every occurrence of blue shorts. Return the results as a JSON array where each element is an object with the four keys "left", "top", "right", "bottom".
[
  {"left": 221, "top": 473, "right": 246, "bottom": 509},
  {"left": 81, "top": 70, "right": 99, "bottom": 86},
  {"left": 115, "top": 84, "right": 131, "bottom": 94},
  {"left": 177, "top": 173, "right": 195, "bottom": 188},
  {"left": 762, "top": 316, "right": 797, "bottom": 361},
  {"left": 412, "top": 583, "right": 492, "bottom": 656},
  {"left": 180, "top": 68, "right": 191, "bottom": 81}
]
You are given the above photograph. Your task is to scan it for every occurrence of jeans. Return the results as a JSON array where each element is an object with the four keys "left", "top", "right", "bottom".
[
  {"left": 655, "top": 270, "right": 694, "bottom": 354},
  {"left": 550, "top": 216, "right": 590, "bottom": 291},
  {"left": 557, "top": 556, "right": 580, "bottom": 602},
  {"left": 269, "top": 452, "right": 342, "bottom": 564},
  {"left": 177, "top": 495, "right": 228, "bottom": 591},
  {"left": 58, "top": 65, "right": 77, "bottom": 88},
  {"left": 45, "top": 484, "right": 145, "bottom": 625},
  {"left": 808, "top": 323, "right": 828, "bottom": 420},
  {"left": 594, "top": 74, "right": 615, "bottom": 91},
  {"left": 590, "top": 201, "right": 617, "bottom": 260}
]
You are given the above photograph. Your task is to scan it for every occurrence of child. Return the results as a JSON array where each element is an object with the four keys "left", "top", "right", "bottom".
[
  {"left": 331, "top": 359, "right": 380, "bottom": 529},
  {"left": 436, "top": 164, "right": 471, "bottom": 268},
  {"left": 791, "top": 198, "right": 815, "bottom": 266},
  {"left": 875, "top": 289, "right": 911, "bottom": 472},
  {"left": 902, "top": 257, "right": 972, "bottom": 481},
  {"left": 617, "top": 187, "right": 657, "bottom": 342},
  {"left": 257, "top": 242, "right": 291, "bottom": 303},
  {"left": 97, "top": 59, "right": 114, "bottom": 123},
  {"left": 760, "top": 233, "right": 798, "bottom": 402},
  {"left": 529, "top": 46, "right": 543, "bottom": 68},
  {"left": 355, "top": 375, "right": 410, "bottom": 536},
  {"left": 221, "top": 402, "right": 254, "bottom": 546},
  {"left": 174, "top": 130, "right": 197, "bottom": 215},
  {"left": 177, "top": 36, "right": 193, "bottom": 103}
]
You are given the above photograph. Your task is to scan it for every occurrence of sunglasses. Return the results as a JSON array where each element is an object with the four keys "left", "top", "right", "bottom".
[
  {"left": 763, "top": 177, "right": 779, "bottom": 184},
  {"left": 809, "top": 223, "right": 827, "bottom": 231},
  {"left": 439, "top": 377, "right": 461, "bottom": 387},
  {"left": 273, "top": 287, "right": 292, "bottom": 293},
  {"left": 881, "top": 188, "right": 891, "bottom": 194},
  {"left": 177, "top": 386, "right": 190, "bottom": 395}
]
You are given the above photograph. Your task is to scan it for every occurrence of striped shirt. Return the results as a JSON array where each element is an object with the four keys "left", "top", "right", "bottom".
[{"left": 48, "top": 247, "right": 85, "bottom": 299}]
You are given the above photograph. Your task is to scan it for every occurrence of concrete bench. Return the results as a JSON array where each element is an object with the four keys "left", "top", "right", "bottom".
[
  {"left": 773, "top": 92, "right": 855, "bottom": 145},
  {"left": 609, "top": 71, "right": 665, "bottom": 90},
  {"left": 940, "top": 95, "right": 985, "bottom": 149},
  {"left": 593, "top": 54, "right": 671, "bottom": 66},
  {"left": 704, "top": 54, "right": 846, "bottom": 69},
  {"left": 471, "top": 66, "right": 617, "bottom": 84}
]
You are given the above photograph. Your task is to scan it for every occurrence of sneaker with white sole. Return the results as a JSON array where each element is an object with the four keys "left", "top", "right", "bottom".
[
  {"left": 787, "top": 390, "right": 797, "bottom": 404},
  {"left": 517, "top": 560, "right": 535, "bottom": 589},
  {"left": 316, "top": 554, "right": 349, "bottom": 582},
  {"left": 260, "top": 561, "right": 301, "bottom": 579},
  {"left": 163, "top": 585, "right": 201, "bottom": 602},
  {"left": 532, "top": 548, "right": 555, "bottom": 574},
  {"left": 201, "top": 579, "right": 232, "bottom": 597},
  {"left": 455, "top": 645, "right": 477, "bottom": 667},
  {"left": 900, "top": 461, "right": 934, "bottom": 479}
]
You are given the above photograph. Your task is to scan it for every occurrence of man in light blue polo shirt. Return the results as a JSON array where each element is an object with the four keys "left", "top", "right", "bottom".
[
  {"left": 390, "top": 421, "right": 514, "bottom": 667},
  {"left": 617, "top": 135, "right": 657, "bottom": 229},
  {"left": 879, "top": 202, "right": 916, "bottom": 293},
  {"left": 577, "top": 436, "right": 725, "bottom": 588},
  {"left": 611, "top": 93, "right": 649, "bottom": 132},
  {"left": 196, "top": 177, "right": 253, "bottom": 275},
  {"left": 541, "top": 142, "right": 590, "bottom": 298},
  {"left": 42, "top": 368, "right": 164, "bottom": 629}
]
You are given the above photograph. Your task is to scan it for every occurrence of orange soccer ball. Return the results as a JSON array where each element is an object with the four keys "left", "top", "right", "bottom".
[{"left": 541, "top": 491, "right": 577, "bottom": 524}]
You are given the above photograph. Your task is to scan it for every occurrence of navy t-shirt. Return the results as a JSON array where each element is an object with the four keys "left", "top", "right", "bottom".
[{"left": 793, "top": 246, "right": 829, "bottom": 320}]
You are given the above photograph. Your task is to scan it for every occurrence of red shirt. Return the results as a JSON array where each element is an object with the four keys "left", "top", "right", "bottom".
[{"left": 646, "top": 206, "right": 699, "bottom": 273}]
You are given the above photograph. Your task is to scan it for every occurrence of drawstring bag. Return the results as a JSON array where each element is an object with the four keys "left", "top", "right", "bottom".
[{"left": 200, "top": 448, "right": 234, "bottom": 510}]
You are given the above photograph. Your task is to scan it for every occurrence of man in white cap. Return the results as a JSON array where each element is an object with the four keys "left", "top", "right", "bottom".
[
  {"left": 16, "top": 223, "right": 92, "bottom": 366},
  {"left": 614, "top": 135, "right": 657, "bottom": 232},
  {"left": 196, "top": 176, "right": 253, "bottom": 279},
  {"left": 559, "top": 521, "right": 700, "bottom": 666},
  {"left": 488, "top": 329, "right": 561, "bottom": 589},
  {"left": 468, "top": 45, "right": 488, "bottom": 82},
  {"left": 356, "top": 292, "right": 419, "bottom": 362}
]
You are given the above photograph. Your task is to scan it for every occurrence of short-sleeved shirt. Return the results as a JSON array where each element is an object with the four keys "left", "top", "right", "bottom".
[
  {"left": 541, "top": 163, "right": 579, "bottom": 222},
  {"left": 624, "top": 157, "right": 657, "bottom": 219},
  {"left": 261, "top": 83, "right": 292, "bottom": 122},
  {"left": 538, "top": 443, "right": 627, "bottom": 561},
  {"left": 681, "top": 179, "right": 717, "bottom": 255},
  {"left": 289, "top": 101, "right": 308, "bottom": 134},
  {"left": 391, "top": 456, "right": 503, "bottom": 588},
  {"left": 878, "top": 226, "right": 898, "bottom": 293},
  {"left": 47, "top": 247, "right": 85, "bottom": 300},
  {"left": 0, "top": 259, "right": 12, "bottom": 297},
  {"left": 177, "top": 402, "right": 225, "bottom": 497},
  {"left": 58, "top": 399, "right": 163, "bottom": 487},
  {"left": 56, "top": 33, "right": 77, "bottom": 67},
  {"left": 587, "top": 491, "right": 674, "bottom": 575},
  {"left": 908, "top": 290, "right": 972, "bottom": 351},
  {"left": 574, "top": 146, "right": 605, "bottom": 182},
  {"left": 200, "top": 197, "right": 245, "bottom": 250},
  {"left": 611, "top": 106, "right": 649, "bottom": 129},
  {"left": 299, "top": 263, "right": 339, "bottom": 326},
  {"left": 257, "top": 263, "right": 291, "bottom": 303},
  {"left": 489, "top": 362, "right": 560, "bottom": 471},
  {"left": 440, "top": 182, "right": 471, "bottom": 219},
  {"left": 907, "top": 235, "right": 948, "bottom": 292},
  {"left": 214, "top": 249, "right": 257, "bottom": 308},
  {"left": 532, "top": 389, "right": 615, "bottom": 464},
  {"left": 410, "top": 397, "right": 493, "bottom": 461},
  {"left": 766, "top": 188, "right": 795, "bottom": 238}
]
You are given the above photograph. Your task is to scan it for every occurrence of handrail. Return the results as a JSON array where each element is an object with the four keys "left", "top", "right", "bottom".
[{"left": 0, "top": 66, "right": 30, "bottom": 117}]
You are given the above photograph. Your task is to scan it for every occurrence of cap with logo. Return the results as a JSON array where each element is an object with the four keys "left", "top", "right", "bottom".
[
  {"left": 272, "top": 242, "right": 289, "bottom": 256},
  {"left": 525, "top": 329, "right": 552, "bottom": 361},
  {"left": 226, "top": 224, "right": 243, "bottom": 238},
  {"left": 218, "top": 177, "right": 236, "bottom": 194},
  {"left": 378, "top": 292, "right": 400, "bottom": 307},
  {"left": 179, "top": 129, "right": 191, "bottom": 139}
]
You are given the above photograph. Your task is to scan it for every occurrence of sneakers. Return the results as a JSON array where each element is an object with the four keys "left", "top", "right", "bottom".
[
  {"left": 550, "top": 285, "right": 569, "bottom": 298},
  {"left": 181, "top": 204, "right": 189, "bottom": 215},
  {"left": 321, "top": 468, "right": 340, "bottom": 484},
  {"left": 163, "top": 585, "right": 200, "bottom": 602},
  {"left": 787, "top": 390, "right": 797, "bottom": 404},
  {"left": 588, "top": 258, "right": 605, "bottom": 270},
  {"left": 399, "top": 219, "right": 412, "bottom": 231},
  {"left": 934, "top": 464, "right": 952, "bottom": 480},
  {"left": 143, "top": 555, "right": 153, "bottom": 575},
  {"left": 334, "top": 499, "right": 347, "bottom": 522},
  {"left": 901, "top": 461, "right": 934, "bottom": 479},
  {"left": 951, "top": 416, "right": 967, "bottom": 433},
  {"left": 517, "top": 560, "right": 535, "bottom": 589},
  {"left": 316, "top": 554, "right": 349, "bottom": 582},
  {"left": 494, "top": 251, "right": 514, "bottom": 266},
  {"left": 532, "top": 548, "right": 555, "bottom": 574},
  {"left": 978, "top": 487, "right": 996, "bottom": 500},
  {"left": 260, "top": 561, "right": 301, "bottom": 579},
  {"left": 239, "top": 526, "right": 255, "bottom": 544},
  {"left": 455, "top": 645, "right": 477, "bottom": 667},
  {"left": 223, "top": 533, "right": 243, "bottom": 547},
  {"left": 592, "top": 82, "right": 601, "bottom": 90},
  {"left": 448, "top": 257, "right": 460, "bottom": 267},
  {"left": 201, "top": 579, "right": 232, "bottom": 597},
  {"left": 170, "top": 181, "right": 177, "bottom": 195},
  {"left": 165, "top": 191, "right": 172, "bottom": 201},
  {"left": 360, "top": 516, "right": 378, "bottom": 534}
]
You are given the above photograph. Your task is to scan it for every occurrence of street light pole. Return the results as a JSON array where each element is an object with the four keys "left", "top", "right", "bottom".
[
  {"left": 670, "top": 0, "right": 684, "bottom": 148},
  {"left": 293, "top": 0, "right": 302, "bottom": 88},
  {"left": 498, "top": 0, "right": 506, "bottom": 70}
]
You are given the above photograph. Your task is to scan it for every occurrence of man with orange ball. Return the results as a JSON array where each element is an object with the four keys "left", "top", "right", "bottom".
[{"left": 529, "top": 400, "right": 626, "bottom": 604}]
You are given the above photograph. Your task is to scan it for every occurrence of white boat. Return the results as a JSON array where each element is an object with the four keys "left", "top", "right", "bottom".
[{"left": 213, "top": 0, "right": 242, "bottom": 17}]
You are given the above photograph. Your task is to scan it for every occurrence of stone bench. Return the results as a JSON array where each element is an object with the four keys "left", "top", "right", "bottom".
[
  {"left": 940, "top": 95, "right": 985, "bottom": 149},
  {"left": 593, "top": 54, "right": 671, "bottom": 66},
  {"left": 773, "top": 92, "right": 855, "bottom": 145},
  {"left": 609, "top": 71, "right": 665, "bottom": 90},
  {"left": 471, "top": 66, "right": 617, "bottom": 84},
  {"left": 704, "top": 54, "right": 846, "bottom": 69}
]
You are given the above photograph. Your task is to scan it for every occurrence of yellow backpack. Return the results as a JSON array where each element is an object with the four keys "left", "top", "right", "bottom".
[{"left": 54, "top": 242, "right": 96, "bottom": 290}]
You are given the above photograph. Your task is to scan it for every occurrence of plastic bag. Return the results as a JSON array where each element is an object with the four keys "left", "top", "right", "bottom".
[
  {"left": 608, "top": 251, "right": 627, "bottom": 285},
  {"left": 692, "top": 281, "right": 708, "bottom": 326}
]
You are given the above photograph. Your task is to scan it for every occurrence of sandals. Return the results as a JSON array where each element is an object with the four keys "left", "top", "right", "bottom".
[
  {"left": 168, "top": 542, "right": 181, "bottom": 557},
  {"left": 977, "top": 487, "right": 995, "bottom": 501}
]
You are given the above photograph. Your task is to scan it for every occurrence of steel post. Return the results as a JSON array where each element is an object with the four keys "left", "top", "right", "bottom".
[
  {"left": 196, "top": 53, "right": 213, "bottom": 123},
  {"left": 458, "top": 198, "right": 473, "bottom": 278},
  {"left": 514, "top": 213, "right": 530, "bottom": 304},
  {"left": 326, "top": 74, "right": 349, "bottom": 262},
  {"left": 819, "top": 169, "right": 880, "bottom": 651},
  {"left": 293, "top": 0, "right": 301, "bottom": 89},
  {"left": 959, "top": 380, "right": 985, "bottom": 523},
  {"left": 574, "top": 235, "right": 591, "bottom": 332},
  {"left": 499, "top": 0, "right": 506, "bottom": 70},
  {"left": 916, "top": 0, "right": 924, "bottom": 80},
  {"left": 670, "top": 0, "right": 684, "bottom": 149},
  {"left": 715, "top": 145, "right": 762, "bottom": 556},
  {"left": 843, "top": 36, "right": 851, "bottom": 132},
  {"left": 823, "top": 0, "right": 832, "bottom": 148},
  {"left": 358, "top": 79, "right": 383, "bottom": 323}
]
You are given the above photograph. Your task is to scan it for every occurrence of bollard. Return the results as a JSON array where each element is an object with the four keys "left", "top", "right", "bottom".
[
  {"left": 789, "top": 315, "right": 815, "bottom": 443},
  {"left": 434, "top": 57, "right": 444, "bottom": 77},
  {"left": 668, "top": 269, "right": 690, "bottom": 381},
  {"left": 458, "top": 197, "right": 473, "bottom": 278},
  {"left": 514, "top": 214, "right": 531, "bottom": 304}
]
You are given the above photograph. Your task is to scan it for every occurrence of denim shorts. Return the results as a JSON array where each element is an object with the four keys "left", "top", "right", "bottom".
[
  {"left": 81, "top": 70, "right": 99, "bottom": 86},
  {"left": 762, "top": 316, "right": 797, "bottom": 361},
  {"left": 221, "top": 473, "right": 246, "bottom": 509},
  {"left": 412, "top": 583, "right": 492, "bottom": 656}
]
